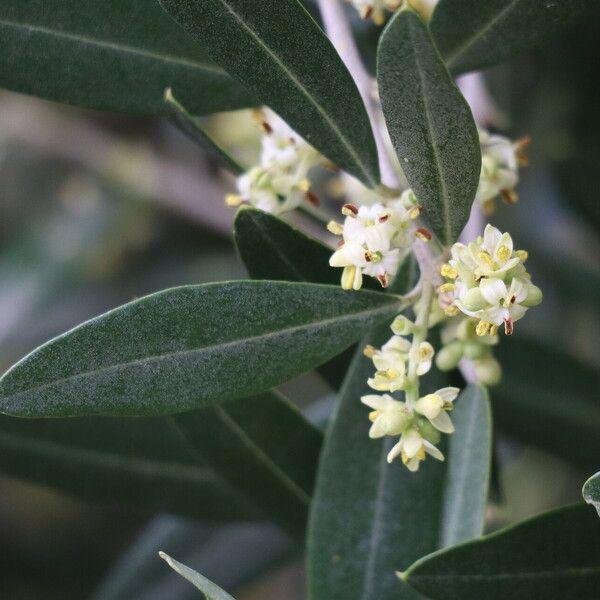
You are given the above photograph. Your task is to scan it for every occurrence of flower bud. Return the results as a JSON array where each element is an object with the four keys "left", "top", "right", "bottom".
[
  {"left": 417, "top": 419, "right": 441, "bottom": 445},
  {"left": 461, "top": 287, "right": 488, "bottom": 311},
  {"left": 474, "top": 356, "right": 502, "bottom": 386},
  {"left": 391, "top": 315, "right": 414, "bottom": 336},
  {"left": 435, "top": 340, "right": 464, "bottom": 371},
  {"left": 522, "top": 283, "right": 543, "bottom": 307}
]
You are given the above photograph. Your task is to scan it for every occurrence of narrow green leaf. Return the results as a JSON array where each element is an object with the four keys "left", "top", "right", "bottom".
[
  {"left": 158, "top": 0, "right": 380, "bottom": 187},
  {"left": 159, "top": 552, "right": 236, "bottom": 600},
  {"left": 234, "top": 207, "right": 338, "bottom": 285},
  {"left": 165, "top": 88, "right": 244, "bottom": 175},
  {"left": 0, "top": 413, "right": 256, "bottom": 521},
  {"left": 172, "top": 391, "right": 323, "bottom": 538},
  {"left": 306, "top": 350, "right": 491, "bottom": 597},
  {"left": 378, "top": 10, "right": 480, "bottom": 245},
  {"left": 0, "top": 0, "right": 255, "bottom": 115},
  {"left": 583, "top": 473, "right": 600, "bottom": 517},
  {"left": 431, "top": 0, "right": 595, "bottom": 75},
  {"left": 0, "top": 281, "right": 399, "bottom": 417},
  {"left": 440, "top": 384, "right": 492, "bottom": 547},
  {"left": 493, "top": 338, "right": 600, "bottom": 467},
  {"left": 403, "top": 504, "right": 600, "bottom": 599}
]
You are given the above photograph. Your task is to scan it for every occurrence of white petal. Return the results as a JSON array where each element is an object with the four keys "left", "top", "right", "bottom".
[
  {"left": 405, "top": 457, "right": 421, "bottom": 471},
  {"left": 416, "top": 359, "right": 432, "bottom": 376},
  {"left": 436, "top": 386, "right": 460, "bottom": 402},
  {"left": 479, "top": 278, "right": 507, "bottom": 305},
  {"left": 361, "top": 394, "right": 389, "bottom": 410},
  {"left": 387, "top": 440, "right": 403, "bottom": 463},
  {"left": 483, "top": 224, "right": 502, "bottom": 252},
  {"left": 369, "top": 417, "right": 388, "bottom": 439},
  {"left": 423, "top": 441, "right": 445, "bottom": 461},
  {"left": 431, "top": 411, "right": 455, "bottom": 434},
  {"left": 402, "top": 430, "right": 423, "bottom": 459}
]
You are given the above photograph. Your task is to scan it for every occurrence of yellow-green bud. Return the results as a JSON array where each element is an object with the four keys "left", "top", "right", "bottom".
[
  {"left": 463, "top": 341, "right": 487, "bottom": 360},
  {"left": 417, "top": 419, "right": 441, "bottom": 445},
  {"left": 435, "top": 340, "right": 464, "bottom": 371},
  {"left": 522, "top": 283, "right": 543, "bottom": 307},
  {"left": 474, "top": 357, "right": 502, "bottom": 386},
  {"left": 461, "top": 287, "right": 488, "bottom": 311},
  {"left": 391, "top": 315, "right": 414, "bottom": 336}
]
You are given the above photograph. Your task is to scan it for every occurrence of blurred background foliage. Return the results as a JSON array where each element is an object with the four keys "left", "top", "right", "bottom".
[{"left": 0, "top": 6, "right": 598, "bottom": 598}]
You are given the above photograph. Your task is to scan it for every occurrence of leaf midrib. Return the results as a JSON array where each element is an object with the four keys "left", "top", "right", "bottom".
[
  {"left": 443, "top": 0, "right": 521, "bottom": 68},
  {"left": 408, "top": 16, "right": 452, "bottom": 244},
  {"left": 0, "top": 17, "right": 225, "bottom": 75},
  {"left": 2, "top": 302, "right": 396, "bottom": 399},
  {"left": 213, "top": 0, "right": 377, "bottom": 187}
]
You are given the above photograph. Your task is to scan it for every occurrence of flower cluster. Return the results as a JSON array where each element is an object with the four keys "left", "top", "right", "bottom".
[
  {"left": 226, "top": 109, "right": 320, "bottom": 215},
  {"left": 476, "top": 128, "right": 530, "bottom": 214},
  {"left": 441, "top": 224, "right": 542, "bottom": 336},
  {"left": 328, "top": 190, "right": 419, "bottom": 290},
  {"left": 436, "top": 316, "right": 502, "bottom": 386},
  {"left": 362, "top": 386, "right": 458, "bottom": 469},
  {"left": 348, "top": 0, "right": 404, "bottom": 25}
]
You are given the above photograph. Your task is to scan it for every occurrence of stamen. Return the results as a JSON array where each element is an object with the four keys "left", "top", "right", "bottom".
[
  {"left": 327, "top": 220, "right": 344, "bottom": 236},
  {"left": 415, "top": 227, "right": 432, "bottom": 242},
  {"left": 440, "top": 264, "right": 458, "bottom": 279},
  {"left": 514, "top": 136, "right": 532, "bottom": 167},
  {"left": 378, "top": 273, "right": 389, "bottom": 288},
  {"left": 342, "top": 203, "right": 359, "bottom": 217},
  {"left": 225, "top": 194, "right": 243, "bottom": 207},
  {"left": 306, "top": 190, "right": 320, "bottom": 207},
  {"left": 504, "top": 318, "right": 514, "bottom": 335},
  {"left": 501, "top": 189, "right": 519, "bottom": 205}
]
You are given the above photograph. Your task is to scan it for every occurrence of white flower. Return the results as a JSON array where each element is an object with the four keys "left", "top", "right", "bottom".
[
  {"left": 387, "top": 428, "right": 445, "bottom": 469},
  {"left": 410, "top": 341, "right": 435, "bottom": 376},
  {"left": 329, "top": 240, "right": 368, "bottom": 290},
  {"left": 361, "top": 394, "right": 411, "bottom": 438},
  {"left": 366, "top": 336, "right": 410, "bottom": 392},
  {"left": 414, "top": 387, "right": 459, "bottom": 433},
  {"left": 342, "top": 204, "right": 395, "bottom": 251},
  {"left": 477, "top": 128, "right": 520, "bottom": 211}
]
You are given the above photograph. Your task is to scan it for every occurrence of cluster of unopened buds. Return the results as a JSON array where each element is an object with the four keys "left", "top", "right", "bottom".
[
  {"left": 226, "top": 109, "right": 321, "bottom": 215},
  {"left": 440, "top": 224, "right": 542, "bottom": 337},
  {"left": 361, "top": 311, "right": 458, "bottom": 470},
  {"left": 327, "top": 190, "right": 422, "bottom": 290},
  {"left": 476, "top": 128, "right": 531, "bottom": 214},
  {"left": 348, "top": 0, "right": 405, "bottom": 25}
]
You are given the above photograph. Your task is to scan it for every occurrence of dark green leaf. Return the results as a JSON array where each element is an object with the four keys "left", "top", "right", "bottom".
[
  {"left": 306, "top": 339, "right": 491, "bottom": 598},
  {"left": 403, "top": 504, "right": 600, "bottom": 599},
  {"left": 172, "top": 391, "right": 322, "bottom": 538},
  {"left": 0, "top": 412, "right": 256, "bottom": 521},
  {"left": 431, "top": 0, "right": 595, "bottom": 75},
  {"left": 165, "top": 88, "right": 244, "bottom": 174},
  {"left": 583, "top": 473, "right": 600, "bottom": 517},
  {"left": 378, "top": 10, "right": 480, "bottom": 245},
  {"left": 0, "top": 0, "right": 255, "bottom": 115},
  {"left": 234, "top": 207, "right": 338, "bottom": 285},
  {"left": 158, "top": 0, "right": 380, "bottom": 186},
  {"left": 159, "top": 552, "right": 236, "bottom": 600},
  {"left": 0, "top": 281, "right": 400, "bottom": 417},
  {"left": 493, "top": 338, "right": 600, "bottom": 467}
]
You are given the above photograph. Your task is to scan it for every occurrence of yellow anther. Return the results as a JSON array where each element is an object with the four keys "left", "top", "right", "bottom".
[
  {"left": 327, "top": 220, "right": 344, "bottom": 236},
  {"left": 386, "top": 369, "right": 399, "bottom": 379},
  {"left": 515, "top": 249, "right": 529, "bottom": 263},
  {"left": 296, "top": 178, "right": 311, "bottom": 193},
  {"left": 409, "top": 206, "right": 422, "bottom": 219},
  {"left": 496, "top": 245, "right": 511, "bottom": 262},
  {"left": 489, "top": 324, "right": 499, "bottom": 336},
  {"left": 225, "top": 194, "right": 243, "bottom": 207},
  {"left": 476, "top": 321, "right": 493, "bottom": 337},
  {"left": 363, "top": 345, "right": 376, "bottom": 358},
  {"left": 416, "top": 448, "right": 426, "bottom": 461},
  {"left": 441, "top": 264, "right": 458, "bottom": 279},
  {"left": 438, "top": 283, "right": 455, "bottom": 294},
  {"left": 368, "top": 410, "right": 380, "bottom": 422},
  {"left": 444, "top": 305, "right": 459, "bottom": 317},
  {"left": 477, "top": 251, "right": 495, "bottom": 268},
  {"left": 419, "top": 346, "right": 433, "bottom": 360},
  {"left": 401, "top": 451, "right": 410, "bottom": 465}
]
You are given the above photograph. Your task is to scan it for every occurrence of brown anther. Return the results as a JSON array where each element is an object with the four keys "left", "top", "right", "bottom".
[
  {"left": 364, "top": 251, "right": 373, "bottom": 263},
  {"left": 500, "top": 189, "right": 519, "bottom": 205},
  {"left": 337, "top": 239, "right": 345, "bottom": 248},
  {"left": 377, "top": 273, "right": 389, "bottom": 288},
  {"left": 324, "top": 161, "right": 339, "bottom": 172},
  {"left": 378, "top": 213, "right": 390, "bottom": 223},
  {"left": 260, "top": 121, "right": 273, "bottom": 135},
  {"left": 288, "top": 137, "right": 296, "bottom": 145},
  {"left": 342, "top": 203, "right": 359, "bottom": 217},
  {"left": 361, "top": 6, "right": 374, "bottom": 20},
  {"left": 514, "top": 136, "right": 532, "bottom": 167},
  {"left": 504, "top": 318, "right": 514, "bottom": 336},
  {"left": 416, "top": 227, "right": 432, "bottom": 241},
  {"left": 509, "top": 294, "right": 517, "bottom": 305},
  {"left": 306, "top": 191, "right": 320, "bottom": 207}
]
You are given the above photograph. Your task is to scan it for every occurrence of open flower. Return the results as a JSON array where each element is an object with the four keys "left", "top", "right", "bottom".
[
  {"left": 365, "top": 336, "right": 410, "bottom": 391},
  {"left": 361, "top": 394, "right": 411, "bottom": 438},
  {"left": 414, "top": 387, "right": 459, "bottom": 433},
  {"left": 387, "top": 428, "right": 445, "bottom": 470}
]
